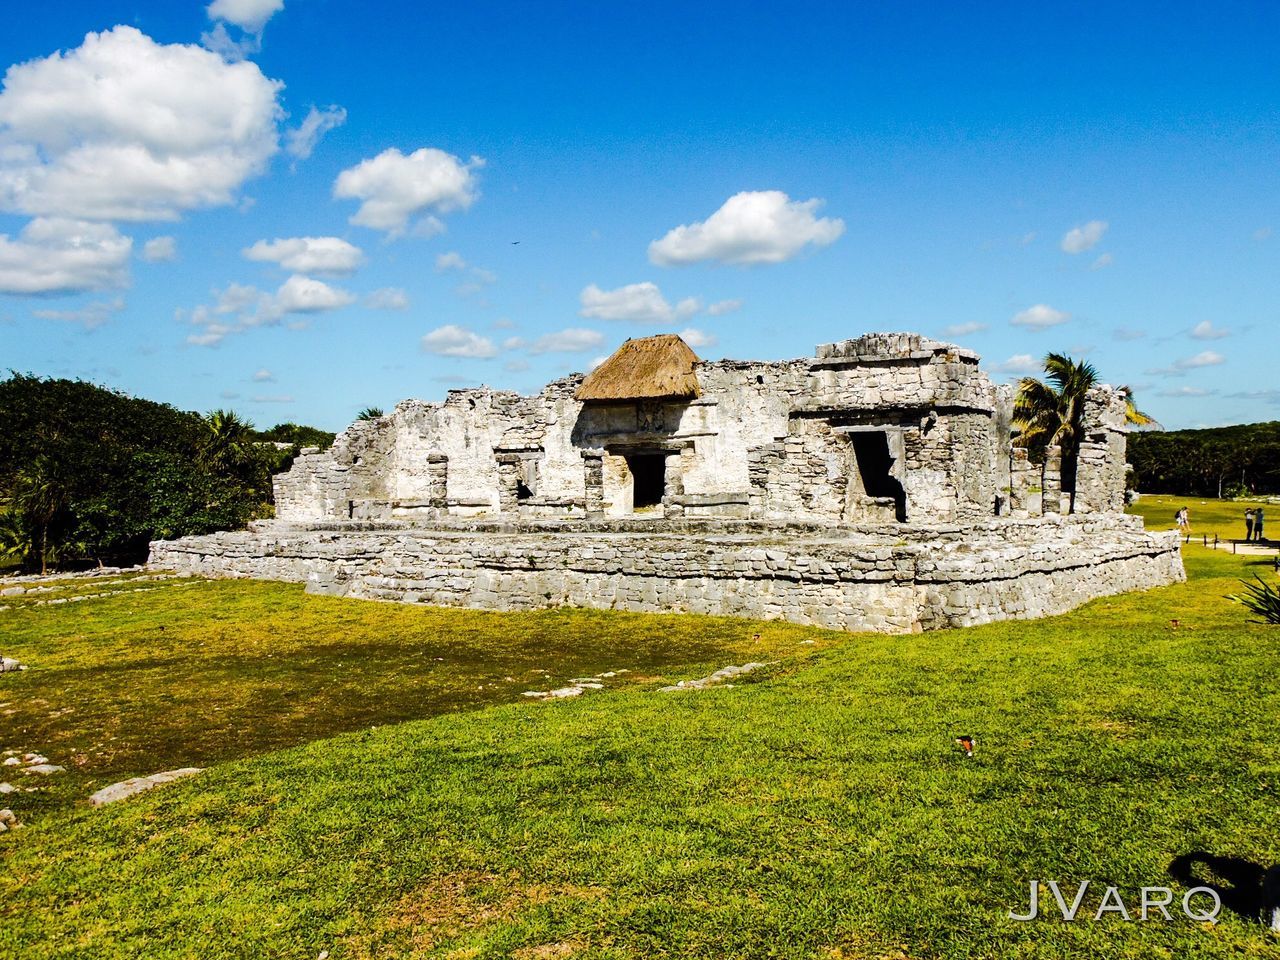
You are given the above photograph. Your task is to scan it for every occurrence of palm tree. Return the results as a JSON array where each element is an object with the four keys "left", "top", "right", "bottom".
[
  {"left": 1014, "top": 353, "right": 1153, "bottom": 494},
  {"left": 1013, "top": 353, "right": 1100, "bottom": 459},
  {"left": 201, "top": 409, "right": 255, "bottom": 470},
  {"left": 1118, "top": 385, "right": 1157, "bottom": 428},
  {"left": 7, "top": 456, "right": 71, "bottom": 574},
  {"left": 357, "top": 407, "right": 384, "bottom": 421}
]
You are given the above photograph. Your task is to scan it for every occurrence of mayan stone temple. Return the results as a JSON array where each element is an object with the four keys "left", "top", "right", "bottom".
[{"left": 150, "top": 332, "right": 1185, "bottom": 632}]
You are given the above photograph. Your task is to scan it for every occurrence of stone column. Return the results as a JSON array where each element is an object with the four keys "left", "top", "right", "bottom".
[
  {"left": 1072, "top": 387, "right": 1129, "bottom": 514},
  {"left": 1042, "top": 444, "right": 1062, "bottom": 515},
  {"left": 426, "top": 454, "right": 448, "bottom": 513},
  {"left": 582, "top": 450, "right": 605, "bottom": 517}
]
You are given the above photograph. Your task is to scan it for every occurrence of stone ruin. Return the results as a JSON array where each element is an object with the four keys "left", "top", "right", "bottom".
[{"left": 150, "top": 332, "right": 1184, "bottom": 633}]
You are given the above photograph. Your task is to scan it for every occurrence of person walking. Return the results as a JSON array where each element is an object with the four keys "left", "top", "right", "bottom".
[
  {"left": 1255, "top": 507, "right": 1266, "bottom": 542},
  {"left": 1246, "top": 508, "right": 1256, "bottom": 542},
  {"left": 1177, "top": 507, "right": 1190, "bottom": 537}
]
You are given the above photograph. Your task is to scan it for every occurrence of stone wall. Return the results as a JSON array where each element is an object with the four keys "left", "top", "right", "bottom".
[
  {"left": 150, "top": 515, "right": 1183, "bottom": 634},
  {"left": 271, "top": 332, "right": 1034, "bottom": 527}
]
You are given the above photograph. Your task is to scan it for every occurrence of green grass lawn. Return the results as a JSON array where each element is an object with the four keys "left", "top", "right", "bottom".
[{"left": 2, "top": 501, "right": 1279, "bottom": 959}]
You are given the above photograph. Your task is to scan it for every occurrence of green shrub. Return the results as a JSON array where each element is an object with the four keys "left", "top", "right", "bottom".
[{"left": 1228, "top": 574, "right": 1280, "bottom": 624}]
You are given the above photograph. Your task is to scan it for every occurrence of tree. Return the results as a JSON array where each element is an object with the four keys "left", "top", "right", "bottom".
[
  {"left": 8, "top": 455, "right": 72, "bottom": 574},
  {"left": 357, "top": 407, "right": 384, "bottom": 421},
  {"left": 1014, "top": 354, "right": 1153, "bottom": 494},
  {"left": 201, "top": 409, "right": 256, "bottom": 471}
]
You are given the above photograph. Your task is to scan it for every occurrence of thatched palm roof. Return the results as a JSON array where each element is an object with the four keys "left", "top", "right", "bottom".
[{"left": 576, "top": 334, "right": 702, "bottom": 403}]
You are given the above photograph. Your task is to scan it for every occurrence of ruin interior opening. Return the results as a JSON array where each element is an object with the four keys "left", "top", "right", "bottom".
[
  {"left": 851, "top": 431, "right": 907, "bottom": 522},
  {"left": 627, "top": 453, "right": 666, "bottom": 511}
]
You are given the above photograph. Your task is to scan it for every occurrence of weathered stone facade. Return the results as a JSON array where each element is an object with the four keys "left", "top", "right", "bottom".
[{"left": 150, "top": 332, "right": 1185, "bottom": 632}]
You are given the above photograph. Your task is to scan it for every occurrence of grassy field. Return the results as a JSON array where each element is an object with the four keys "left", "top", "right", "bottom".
[{"left": 1, "top": 498, "right": 1278, "bottom": 958}]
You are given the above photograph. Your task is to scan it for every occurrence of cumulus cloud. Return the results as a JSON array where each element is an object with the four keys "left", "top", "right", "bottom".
[
  {"left": 678, "top": 327, "right": 717, "bottom": 349},
  {"left": 1190, "top": 319, "right": 1229, "bottom": 340},
  {"left": 706, "top": 298, "right": 743, "bottom": 316},
  {"left": 182, "top": 274, "right": 355, "bottom": 346},
  {"left": 365, "top": 287, "right": 408, "bottom": 310},
  {"left": 0, "top": 218, "right": 131, "bottom": 294},
  {"left": 141, "top": 236, "right": 177, "bottom": 262},
  {"left": 991, "top": 354, "right": 1041, "bottom": 375},
  {"left": 649, "top": 190, "right": 845, "bottom": 266},
  {"left": 435, "top": 251, "right": 467, "bottom": 272},
  {"left": 421, "top": 324, "right": 497, "bottom": 359},
  {"left": 1061, "top": 220, "right": 1108, "bottom": 254},
  {"left": 0, "top": 26, "right": 283, "bottom": 221},
  {"left": 252, "top": 368, "right": 274, "bottom": 382},
  {"left": 1011, "top": 304, "right": 1070, "bottom": 329},
  {"left": 334, "top": 147, "right": 483, "bottom": 235},
  {"left": 206, "top": 0, "right": 284, "bottom": 33},
  {"left": 243, "top": 236, "right": 363, "bottom": 274},
  {"left": 285, "top": 105, "right": 346, "bottom": 161},
  {"left": 530, "top": 328, "right": 605, "bottom": 354},
  {"left": 943, "top": 321, "right": 987, "bottom": 337},
  {"left": 1146, "top": 350, "right": 1226, "bottom": 377},
  {"left": 1090, "top": 252, "right": 1113, "bottom": 270},
  {"left": 579, "top": 282, "right": 699, "bottom": 324},
  {"left": 32, "top": 296, "right": 125, "bottom": 329}
]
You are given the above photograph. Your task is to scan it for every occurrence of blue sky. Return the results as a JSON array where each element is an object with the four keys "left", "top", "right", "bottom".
[{"left": 1, "top": 1, "right": 1277, "bottom": 431}]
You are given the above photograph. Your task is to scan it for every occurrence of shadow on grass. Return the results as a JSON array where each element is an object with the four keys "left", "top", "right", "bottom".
[{"left": 1169, "top": 852, "right": 1280, "bottom": 925}]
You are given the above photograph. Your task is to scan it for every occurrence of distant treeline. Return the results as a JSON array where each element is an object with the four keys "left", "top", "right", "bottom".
[
  {"left": 0, "top": 374, "right": 335, "bottom": 572},
  {"left": 1128, "top": 421, "right": 1280, "bottom": 497}
]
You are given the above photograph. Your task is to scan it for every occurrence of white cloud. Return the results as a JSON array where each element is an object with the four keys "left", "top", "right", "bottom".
[
  {"left": 706, "top": 298, "right": 743, "bottom": 316},
  {"left": 141, "top": 236, "right": 176, "bottom": 262},
  {"left": 421, "top": 324, "right": 498, "bottom": 359},
  {"left": 183, "top": 274, "right": 354, "bottom": 346},
  {"left": 1061, "top": 220, "right": 1108, "bottom": 254},
  {"left": 0, "top": 26, "right": 283, "bottom": 221},
  {"left": 678, "top": 327, "right": 717, "bottom": 349},
  {"left": 243, "top": 236, "right": 363, "bottom": 274},
  {"left": 1253, "top": 226, "right": 1272, "bottom": 242},
  {"left": 207, "top": 0, "right": 284, "bottom": 32},
  {"left": 32, "top": 296, "right": 124, "bottom": 330},
  {"left": 334, "top": 147, "right": 483, "bottom": 235},
  {"left": 435, "top": 251, "right": 467, "bottom": 272},
  {"left": 943, "top": 321, "right": 987, "bottom": 337},
  {"left": 587, "top": 355, "right": 608, "bottom": 371},
  {"left": 991, "top": 354, "right": 1041, "bottom": 375},
  {"left": 502, "top": 336, "right": 526, "bottom": 350},
  {"left": 365, "top": 287, "right": 408, "bottom": 310},
  {"left": 530, "top": 327, "right": 605, "bottom": 354},
  {"left": 491, "top": 317, "right": 517, "bottom": 330},
  {"left": 1019, "top": 231, "right": 1037, "bottom": 246},
  {"left": 1090, "top": 252, "right": 1113, "bottom": 270},
  {"left": 1146, "top": 350, "right": 1227, "bottom": 377},
  {"left": 579, "top": 282, "right": 700, "bottom": 324},
  {"left": 0, "top": 218, "right": 131, "bottom": 294},
  {"left": 252, "top": 368, "right": 274, "bottom": 382},
  {"left": 1190, "top": 320, "right": 1229, "bottom": 340},
  {"left": 1113, "top": 327, "right": 1146, "bottom": 342},
  {"left": 1011, "top": 304, "right": 1070, "bottom": 329},
  {"left": 649, "top": 190, "right": 845, "bottom": 266},
  {"left": 285, "top": 105, "right": 346, "bottom": 161},
  {"left": 1177, "top": 350, "right": 1225, "bottom": 369},
  {"left": 1158, "top": 386, "right": 1215, "bottom": 398},
  {"left": 504, "top": 358, "right": 530, "bottom": 373},
  {"left": 274, "top": 274, "right": 356, "bottom": 313},
  {"left": 250, "top": 393, "right": 294, "bottom": 404}
]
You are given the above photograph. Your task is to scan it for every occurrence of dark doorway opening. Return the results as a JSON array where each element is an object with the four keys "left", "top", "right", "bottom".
[
  {"left": 851, "top": 432, "right": 907, "bottom": 521},
  {"left": 627, "top": 453, "right": 666, "bottom": 511}
]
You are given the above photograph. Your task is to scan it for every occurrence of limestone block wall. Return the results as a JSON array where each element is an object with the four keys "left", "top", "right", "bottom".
[
  {"left": 269, "top": 332, "right": 1123, "bottom": 529},
  {"left": 150, "top": 515, "right": 1184, "bottom": 635}
]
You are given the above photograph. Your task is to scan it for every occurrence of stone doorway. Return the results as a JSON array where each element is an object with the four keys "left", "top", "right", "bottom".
[
  {"left": 849, "top": 431, "right": 907, "bottom": 521},
  {"left": 626, "top": 453, "right": 667, "bottom": 511}
]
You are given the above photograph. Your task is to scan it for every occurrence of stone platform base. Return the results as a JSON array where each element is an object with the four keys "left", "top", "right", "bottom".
[{"left": 148, "top": 515, "right": 1184, "bottom": 634}]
